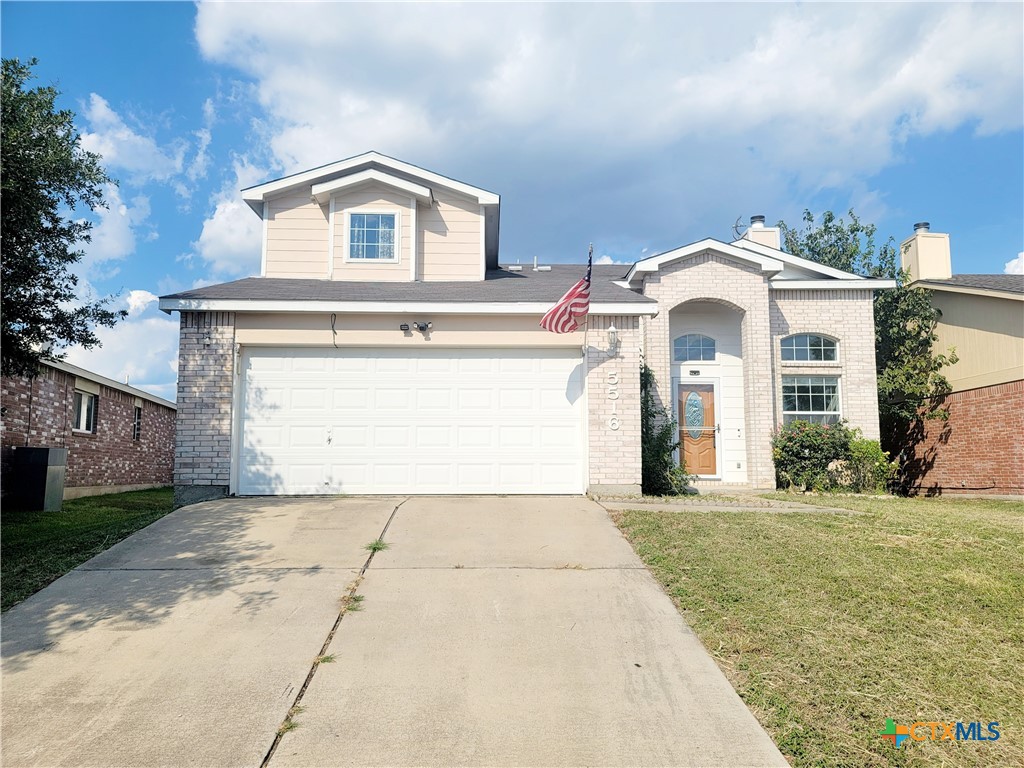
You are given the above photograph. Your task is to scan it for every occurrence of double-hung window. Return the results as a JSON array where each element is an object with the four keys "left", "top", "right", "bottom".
[
  {"left": 132, "top": 406, "right": 142, "bottom": 441},
  {"left": 781, "top": 376, "right": 840, "bottom": 425},
  {"left": 73, "top": 391, "right": 97, "bottom": 433},
  {"left": 348, "top": 212, "right": 398, "bottom": 262}
]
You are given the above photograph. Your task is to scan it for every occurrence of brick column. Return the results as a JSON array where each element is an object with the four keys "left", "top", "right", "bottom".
[
  {"left": 587, "top": 315, "right": 642, "bottom": 494},
  {"left": 174, "top": 311, "right": 235, "bottom": 507}
]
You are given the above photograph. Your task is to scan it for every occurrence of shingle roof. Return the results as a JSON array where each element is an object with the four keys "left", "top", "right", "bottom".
[
  {"left": 160, "top": 265, "right": 653, "bottom": 304},
  {"left": 919, "top": 274, "right": 1024, "bottom": 295}
]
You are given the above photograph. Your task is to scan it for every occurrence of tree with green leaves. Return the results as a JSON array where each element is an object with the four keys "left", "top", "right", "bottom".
[
  {"left": 1, "top": 57, "right": 125, "bottom": 377},
  {"left": 778, "top": 209, "right": 957, "bottom": 456}
]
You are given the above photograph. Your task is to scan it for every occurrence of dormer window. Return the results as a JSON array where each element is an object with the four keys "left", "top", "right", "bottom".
[
  {"left": 348, "top": 212, "right": 398, "bottom": 262},
  {"left": 674, "top": 334, "right": 716, "bottom": 362}
]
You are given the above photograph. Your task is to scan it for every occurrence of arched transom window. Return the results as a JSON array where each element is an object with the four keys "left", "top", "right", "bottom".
[
  {"left": 781, "top": 334, "right": 837, "bottom": 362},
  {"left": 674, "top": 334, "right": 716, "bottom": 362}
]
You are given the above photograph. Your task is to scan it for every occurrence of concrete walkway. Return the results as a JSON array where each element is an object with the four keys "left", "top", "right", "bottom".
[{"left": 2, "top": 496, "right": 787, "bottom": 767}]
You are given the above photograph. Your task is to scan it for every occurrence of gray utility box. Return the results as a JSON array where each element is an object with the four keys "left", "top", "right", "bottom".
[{"left": 11, "top": 447, "right": 69, "bottom": 512}]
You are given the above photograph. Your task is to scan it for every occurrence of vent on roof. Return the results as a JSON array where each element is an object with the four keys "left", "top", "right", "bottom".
[
  {"left": 534, "top": 265, "right": 551, "bottom": 272},
  {"left": 507, "top": 265, "right": 523, "bottom": 272}
]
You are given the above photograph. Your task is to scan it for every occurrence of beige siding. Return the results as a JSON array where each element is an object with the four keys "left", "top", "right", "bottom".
[
  {"left": 265, "top": 191, "right": 329, "bottom": 278},
  {"left": 931, "top": 292, "right": 1024, "bottom": 391},
  {"left": 234, "top": 312, "right": 583, "bottom": 347},
  {"left": 419, "top": 188, "right": 483, "bottom": 281},
  {"left": 332, "top": 187, "right": 411, "bottom": 281}
]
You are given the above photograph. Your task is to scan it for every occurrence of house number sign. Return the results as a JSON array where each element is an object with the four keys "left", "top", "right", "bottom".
[{"left": 607, "top": 371, "right": 621, "bottom": 431}]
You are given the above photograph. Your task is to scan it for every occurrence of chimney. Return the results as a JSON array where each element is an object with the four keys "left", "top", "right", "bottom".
[
  {"left": 900, "top": 221, "right": 951, "bottom": 282},
  {"left": 742, "top": 214, "right": 781, "bottom": 250}
]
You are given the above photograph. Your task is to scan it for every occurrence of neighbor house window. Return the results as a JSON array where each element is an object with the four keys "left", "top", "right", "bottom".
[
  {"left": 782, "top": 376, "right": 840, "bottom": 425},
  {"left": 673, "top": 334, "right": 716, "bottom": 362},
  {"left": 73, "top": 391, "right": 97, "bottom": 432},
  {"left": 781, "top": 334, "right": 837, "bottom": 362},
  {"left": 348, "top": 212, "right": 397, "bottom": 261},
  {"left": 132, "top": 406, "right": 142, "bottom": 441}
]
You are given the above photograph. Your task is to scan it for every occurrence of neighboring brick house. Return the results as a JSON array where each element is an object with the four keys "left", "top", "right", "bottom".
[
  {"left": 899, "top": 223, "right": 1024, "bottom": 496},
  {"left": 158, "top": 152, "right": 893, "bottom": 505},
  {"left": 0, "top": 359, "right": 176, "bottom": 500}
]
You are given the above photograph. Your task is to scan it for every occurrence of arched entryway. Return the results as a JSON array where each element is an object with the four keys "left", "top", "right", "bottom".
[{"left": 670, "top": 300, "right": 748, "bottom": 483}]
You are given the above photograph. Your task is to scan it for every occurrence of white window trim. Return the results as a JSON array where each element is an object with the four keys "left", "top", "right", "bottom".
[
  {"left": 673, "top": 333, "right": 718, "bottom": 364},
  {"left": 780, "top": 374, "right": 842, "bottom": 424},
  {"left": 344, "top": 209, "right": 401, "bottom": 264},
  {"left": 780, "top": 333, "right": 839, "bottom": 364},
  {"left": 72, "top": 390, "right": 97, "bottom": 433}
]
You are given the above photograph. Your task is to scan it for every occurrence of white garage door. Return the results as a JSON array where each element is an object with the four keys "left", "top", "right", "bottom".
[{"left": 238, "top": 347, "right": 585, "bottom": 495}]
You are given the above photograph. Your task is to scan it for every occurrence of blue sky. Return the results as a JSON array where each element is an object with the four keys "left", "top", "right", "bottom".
[{"left": 3, "top": 1, "right": 1022, "bottom": 400}]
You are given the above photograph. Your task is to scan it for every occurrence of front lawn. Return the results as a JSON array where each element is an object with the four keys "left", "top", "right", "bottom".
[
  {"left": 1, "top": 486, "right": 174, "bottom": 611},
  {"left": 613, "top": 495, "right": 1023, "bottom": 767}
]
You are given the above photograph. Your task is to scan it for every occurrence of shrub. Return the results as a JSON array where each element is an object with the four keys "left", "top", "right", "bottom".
[
  {"left": 772, "top": 420, "right": 894, "bottom": 493},
  {"left": 640, "top": 364, "right": 693, "bottom": 495},
  {"left": 771, "top": 420, "right": 855, "bottom": 491},
  {"left": 847, "top": 437, "right": 897, "bottom": 493}
]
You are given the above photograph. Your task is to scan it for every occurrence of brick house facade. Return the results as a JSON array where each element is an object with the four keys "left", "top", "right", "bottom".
[
  {"left": 1, "top": 360, "right": 176, "bottom": 501},
  {"left": 158, "top": 154, "right": 893, "bottom": 502}
]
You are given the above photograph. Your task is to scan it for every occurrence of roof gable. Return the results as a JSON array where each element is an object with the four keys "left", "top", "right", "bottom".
[
  {"left": 241, "top": 151, "right": 499, "bottom": 214},
  {"left": 730, "top": 237, "right": 869, "bottom": 281},
  {"left": 624, "top": 239, "right": 784, "bottom": 285}
]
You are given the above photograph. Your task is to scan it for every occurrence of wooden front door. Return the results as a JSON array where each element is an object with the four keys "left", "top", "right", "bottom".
[{"left": 680, "top": 384, "right": 717, "bottom": 476}]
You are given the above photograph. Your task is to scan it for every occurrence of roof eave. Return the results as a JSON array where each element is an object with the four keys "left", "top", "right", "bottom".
[{"left": 158, "top": 297, "right": 657, "bottom": 316}]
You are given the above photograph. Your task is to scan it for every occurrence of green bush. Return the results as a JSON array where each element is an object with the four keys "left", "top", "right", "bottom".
[
  {"left": 640, "top": 364, "right": 693, "bottom": 495},
  {"left": 771, "top": 420, "right": 855, "bottom": 491},
  {"left": 847, "top": 437, "right": 897, "bottom": 493},
  {"left": 772, "top": 419, "right": 895, "bottom": 493}
]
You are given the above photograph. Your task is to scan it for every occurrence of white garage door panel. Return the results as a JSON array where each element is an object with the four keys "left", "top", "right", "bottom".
[{"left": 239, "top": 347, "right": 584, "bottom": 495}]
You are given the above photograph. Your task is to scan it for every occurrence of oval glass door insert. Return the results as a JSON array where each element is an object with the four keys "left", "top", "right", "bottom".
[{"left": 685, "top": 391, "right": 705, "bottom": 439}]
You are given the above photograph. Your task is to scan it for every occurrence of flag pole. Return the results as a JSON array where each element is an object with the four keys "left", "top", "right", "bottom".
[{"left": 584, "top": 243, "right": 592, "bottom": 361}]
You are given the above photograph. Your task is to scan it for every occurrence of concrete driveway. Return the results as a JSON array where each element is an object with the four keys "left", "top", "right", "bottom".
[{"left": 2, "top": 496, "right": 786, "bottom": 768}]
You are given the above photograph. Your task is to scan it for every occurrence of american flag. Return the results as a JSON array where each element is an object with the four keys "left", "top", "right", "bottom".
[{"left": 540, "top": 246, "right": 593, "bottom": 333}]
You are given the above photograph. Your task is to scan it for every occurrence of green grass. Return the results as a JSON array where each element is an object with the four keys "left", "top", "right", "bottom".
[
  {"left": 612, "top": 494, "right": 1023, "bottom": 768},
  {"left": 1, "top": 487, "right": 174, "bottom": 611},
  {"left": 364, "top": 537, "right": 389, "bottom": 552}
]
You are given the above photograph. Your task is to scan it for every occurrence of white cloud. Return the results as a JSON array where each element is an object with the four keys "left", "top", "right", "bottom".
[
  {"left": 195, "top": 3, "right": 1022, "bottom": 179},
  {"left": 63, "top": 309, "right": 180, "bottom": 402},
  {"left": 1005, "top": 253, "right": 1024, "bottom": 275},
  {"left": 80, "top": 185, "right": 151, "bottom": 275},
  {"left": 126, "top": 289, "right": 159, "bottom": 317},
  {"left": 192, "top": 157, "right": 268, "bottom": 276},
  {"left": 595, "top": 255, "right": 628, "bottom": 265},
  {"left": 80, "top": 94, "right": 184, "bottom": 182},
  {"left": 191, "top": 2, "right": 1022, "bottom": 263}
]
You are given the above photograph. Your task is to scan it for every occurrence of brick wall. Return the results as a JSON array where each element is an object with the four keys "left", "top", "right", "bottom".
[
  {"left": 587, "top": 315, "right": 641, "bottom": 491},
  {"left": 0, "top": 364, "right": 175, "bottom": 498},
  {"left": 643, "top": 252, "right": 777, "bottom": 488},
  {"left": 174, "top": 311, "right": 235, "bottom": 506},
  {"left": 903, "top": 379, "right": 1024, "bottom": 496},
  {"left": 769, "top": 288, "right": 881, "bottom": 440}
]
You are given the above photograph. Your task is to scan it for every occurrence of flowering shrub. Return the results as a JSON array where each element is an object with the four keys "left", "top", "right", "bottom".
[{"left": 772, "top": 419, "right": 894, "bottom": 492}]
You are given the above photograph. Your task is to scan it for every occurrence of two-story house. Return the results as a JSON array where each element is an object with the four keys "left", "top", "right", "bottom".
[
  {"left": 159, "top": 152, "right": 892, "bottom": 506},
  {"left": 899, "top": 223, "right": 1024, "bottom": 495}
]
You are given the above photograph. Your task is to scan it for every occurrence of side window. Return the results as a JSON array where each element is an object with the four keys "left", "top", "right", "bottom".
[
  {"left": 781, "top": 334, "right": 837, "bottom": 361},
  {"left": 132, "top": 405, "right": 142, "bottom": 441},
  {"left": 73, "top": 391, "right": 98, "bottom": 433}
]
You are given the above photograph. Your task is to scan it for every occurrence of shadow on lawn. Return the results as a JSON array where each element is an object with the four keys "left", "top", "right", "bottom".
[{"left": 0, "top": 497, "right": 324, "bottom": 674}]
